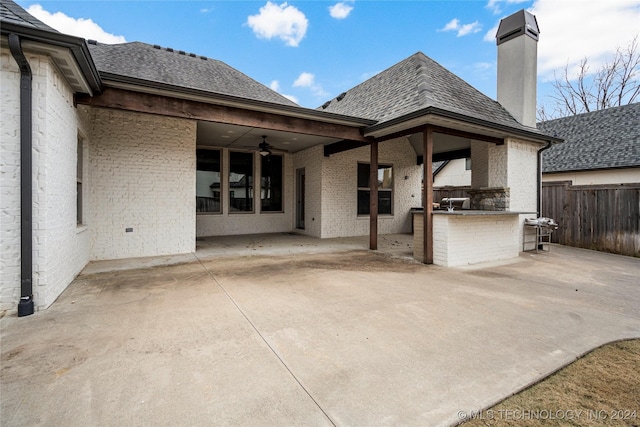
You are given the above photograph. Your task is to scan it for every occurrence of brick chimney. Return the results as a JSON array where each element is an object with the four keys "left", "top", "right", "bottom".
[{"left": 496, "top": 10, "right": 540, "bottom": 128}]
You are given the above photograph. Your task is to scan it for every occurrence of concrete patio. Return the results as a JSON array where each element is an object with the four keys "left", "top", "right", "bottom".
[{"left": 1, "top": 242, "right": 639, "bottom": 426}]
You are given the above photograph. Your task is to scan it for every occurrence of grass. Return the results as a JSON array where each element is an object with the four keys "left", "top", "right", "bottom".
[{"left": 461, "top": 339, "right": 640, "bottom": 426}]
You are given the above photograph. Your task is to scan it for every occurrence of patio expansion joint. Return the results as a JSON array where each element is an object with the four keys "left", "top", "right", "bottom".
[{"left": 194, "top": 255, "right": 337, "bottom": 426}]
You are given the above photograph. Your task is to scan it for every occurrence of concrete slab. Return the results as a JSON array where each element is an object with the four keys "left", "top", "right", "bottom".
[{"left": 2, "top": 245, "right": 639, "bottom": 426}]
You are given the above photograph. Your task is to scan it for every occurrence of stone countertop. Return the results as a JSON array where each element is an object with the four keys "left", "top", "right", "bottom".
[{"left": 411, "top": 209, "right": 535, "bottom": 216}]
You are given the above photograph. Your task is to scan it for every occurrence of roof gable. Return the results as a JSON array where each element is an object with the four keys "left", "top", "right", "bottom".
[
  {"left": 88, "top": 41, "right": 299, "bottom": 107},
  {"left": 319, "top": 52, "right": 530, "bottom": 132},
  {"left": 539, "top": 103, "right": 640, "bottom": 173}
]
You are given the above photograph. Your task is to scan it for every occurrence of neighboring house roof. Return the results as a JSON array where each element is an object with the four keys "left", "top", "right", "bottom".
[
  {"left": 0, "top": 0, "right": 56, "bottom": 31},
  {"left": 88, "top": 41, "right": 299, "bottom": 107},
  {"left": 538, "top": 103, "right": 640, "bottom": 173},
  {"left": 433, "top": 161, "right": 447, "bottom": 176},
  {"left": 319, "top": 52, "right": 542, "bottom": 136}
]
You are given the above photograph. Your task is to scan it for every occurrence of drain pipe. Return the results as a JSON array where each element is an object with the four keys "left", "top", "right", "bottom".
[
  {"left": 537, "top": 141, "right": 552, "bottom": 217},
  {"left": 9, "top": 34, "right": 35, "bottom": 317}
]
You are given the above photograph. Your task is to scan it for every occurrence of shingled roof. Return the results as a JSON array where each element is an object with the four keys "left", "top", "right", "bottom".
[
  {"left": 0, "top": 0, "right": 57, "bottom": 32},
  {"left": 538, "top": 103, "right": 640, "bottom": 173},
  {"left": 88, "top": 41, "right": 299, "bottom": 107},
  {"left": 319, "top": 52, "right": 540, "bottom": 134}
]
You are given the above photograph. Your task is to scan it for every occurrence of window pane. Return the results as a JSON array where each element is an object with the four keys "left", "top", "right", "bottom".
[
  {"left": 261, "top": 154, "right": 283, "bottom": 212},
  {"left": 378, "top": 165, "right": 393, "bottom": 189},
  {"left": 357, "top": 163, "right": 370, "bottom": 188},
  {"left": 196, "top": 149, "right": 221, "bottom": 213},
  {"left": 229, "top": 151, "right": 253, "bottom": 212},
  {"left": 357, "top": 163, "right": 393, "bottom": 215},
  {"left": 378, "top": 191, "right": 392, "bottom": 214},
  {"left": 357, "top": 190, "right": 370, "bottom": 215}
]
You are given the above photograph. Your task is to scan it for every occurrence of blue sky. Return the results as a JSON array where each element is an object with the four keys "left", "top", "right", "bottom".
[{"left": 17, "top": 0, "right": 640, "bottom": 114}]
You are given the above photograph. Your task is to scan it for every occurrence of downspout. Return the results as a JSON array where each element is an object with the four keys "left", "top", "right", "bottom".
[
  {"left": 537, "top": 141, "right": 552, "bottom": 217},
  {"left": 9, "top": 34, "right": 35, "bottom": 317}
]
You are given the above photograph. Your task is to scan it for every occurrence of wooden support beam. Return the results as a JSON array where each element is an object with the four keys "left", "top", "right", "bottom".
[
  {"left": 370, "top": 140, "right": 378, "bottom": 250},
  {"left": 376, "top": 124, "right": 504, "bottom": 145},
  {"left": 417, "top": 148, "right": 472, "bottom": 165},
  {"left": 324, "top": 139, "right": 371, "bottom": 156},
  {"left": 422, "top": 127, "right": 434, "bottom": 264},
  {"left": 75, "top": 88, "right": 369, "bottom": 142}
]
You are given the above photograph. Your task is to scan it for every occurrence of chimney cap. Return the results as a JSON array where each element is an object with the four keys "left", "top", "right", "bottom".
[{"left": 496, "top": 9, "right": 539, "bottom": 45}]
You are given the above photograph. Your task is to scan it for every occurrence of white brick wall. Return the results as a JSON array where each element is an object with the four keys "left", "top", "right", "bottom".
[
  {"left": 196, "top": 149, "right": 294, "bottom": 236},
  {"left": 1, "top": 49, "right": 91, "bottom": 311},
  {"left": 292, "top": 145, "right": 324, "bottom": 238},
  {"left": 320, "top": 137, "right": 421, "bottom": 238},
  {"left": 470, "top": 140, "right": 489, "bottom": 188},
  {"left": 488, "top": 143, "right": 508, "bottom": 188},
  {"left": 471, "top": 137, "right": 540, "bottom": 212},
  {"left": 1, "top": 49, "right": 22, "bottom": 312},
  {"left": 39, "top": 57, "right": 91, "bottom": 309},
  {"left": 432, "top": 214, "right": 520, "bottom": 267},
  {"left": 88, "top": 108, "right": 196, "bottom": 260},
  {"left": 506, "top": 138, "right": 539, "bottom": 212}
]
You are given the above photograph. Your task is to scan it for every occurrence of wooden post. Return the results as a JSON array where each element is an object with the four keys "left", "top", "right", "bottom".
[
  {"left": 370, "top": 140, "right": 378, "bottom": 250},
  {"left": 422, "top": 127, "right": 433, "bottom": 264}
]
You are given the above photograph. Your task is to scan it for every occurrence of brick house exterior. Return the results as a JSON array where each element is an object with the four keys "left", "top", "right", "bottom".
[{"left": 1, "top": 1, "right": 560, "bottom": 314}]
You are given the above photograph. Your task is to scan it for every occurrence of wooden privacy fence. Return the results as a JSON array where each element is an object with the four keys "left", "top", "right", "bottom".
[{"left": 541, "top": 182, "right": 640, "bottom": 257}]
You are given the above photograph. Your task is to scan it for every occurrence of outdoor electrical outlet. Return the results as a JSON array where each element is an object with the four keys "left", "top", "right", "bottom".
[{"left": 126, "top": 227, "right": 133, "bottom": 232}]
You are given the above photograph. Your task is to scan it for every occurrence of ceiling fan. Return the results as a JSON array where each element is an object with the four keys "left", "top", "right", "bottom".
[{"left": 259, "top": 135, "right": 272, "bottom": 157}]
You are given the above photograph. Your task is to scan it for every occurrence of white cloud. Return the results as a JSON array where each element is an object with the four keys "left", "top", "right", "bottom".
[
  {"left": 247, "top": 2, "right": 308, "bottom": 47},
  {"left": 269, "top": 80, "right": 298, "bottom": 104},
  {"left": 292, "top": 72, "right": 328, "bottom": 98},
  {"left": 483, "top": 22, "right": 500, "bottom": 42},
  {"left": 293, "top": 72, "right": 315, "bottom": 87},
  {"left": 439, "top": 18, "right": 481, "bottom": 37},
  {"left": 270, "top": 80, "right": 281, "bottom": 91},
  {"left": 282, "top": 94, "right": 299, "bottom": 103},
  {"left": 441, "top": 18, "right": 460, "bottom": 32},
  {"left": 531, "top": 0, "right": 640, "bottom": 79},
  {"left": 26, "top": 4, "right": 126, "bottom": 44},
  {"left": 458, "top": 21, "right": 482, "bottom": 36},
  {"left": 474, "top": 62, "right": 493, "bottom": 71},
  {"left": 329, "top": 2, "right": 354, "bottom": 19},
  {"left": 486, "top": 0, "right": 529, "bottom": 14}
]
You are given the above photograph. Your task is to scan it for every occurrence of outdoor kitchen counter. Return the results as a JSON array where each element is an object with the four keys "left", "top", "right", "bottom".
[
  {"left": 431, "top": 210, "right": 531, "bottom": 216},
  {"left": 413, "top": 210, "right": 535, "bottom": 267}
]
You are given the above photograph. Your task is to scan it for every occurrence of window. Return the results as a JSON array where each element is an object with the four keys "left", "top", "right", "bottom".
[
  {"left": 465, "top": 157, "right": 472, "bottom": 170},
  {"left": 229, "top": 151, "right": 254, "bottom": 212},
  {"left": 261, "top": 154, "right": 283, "bottom": 212},
  {"left": 196, "top": 149, "right": 221, "bottom": 213},
  {"left": 76, "top": 136, "right": 84, "bottom": 224},
  {"left": 357, "top": 163, "right": 393, "bottom": 215}
]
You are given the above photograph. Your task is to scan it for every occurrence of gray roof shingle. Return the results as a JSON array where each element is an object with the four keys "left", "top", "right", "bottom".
[
  {"left": 538, "top": 103, "right": 640, "bottom": 173},
  {"left": 87, "top": 41, "right": 299, "bottom": 107},
  {"left": 0, "top": 0, "right": 57, "bottom": 32},
  {"left": 319, "top": 52, "right": 538, "bottom": 134}
]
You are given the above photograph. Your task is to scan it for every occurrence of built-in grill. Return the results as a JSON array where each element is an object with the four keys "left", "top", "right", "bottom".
[{"left": 524, "top": 217, "right": 558, "bottom": 252}]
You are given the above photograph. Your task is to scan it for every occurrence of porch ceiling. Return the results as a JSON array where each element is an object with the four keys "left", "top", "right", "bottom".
[
  {"left": 407, "top": 132, "right": 471, "bottom": 157},
  {"left": 197, "top": 121, "right": 340, "bottom": 153}
]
